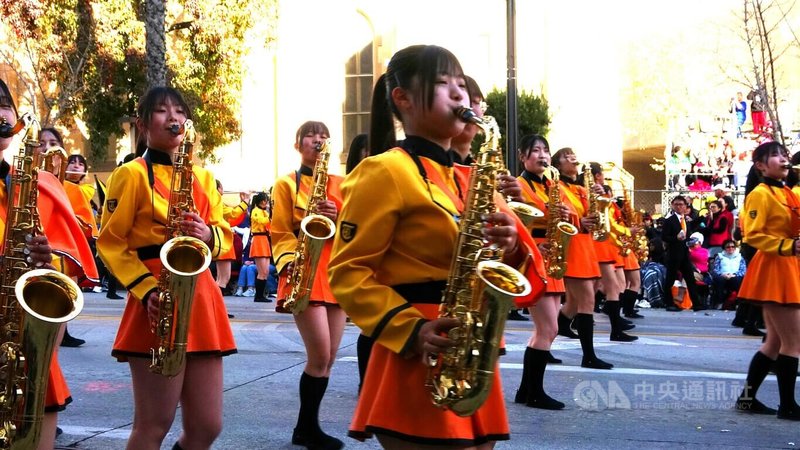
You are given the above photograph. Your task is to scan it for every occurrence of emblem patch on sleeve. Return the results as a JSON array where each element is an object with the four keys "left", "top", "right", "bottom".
[
  {"left": 107, "top": 199, "right": 118, "bottom": 213},
  {"left": 340, "top": 221, "right": 357, "bottom": 243},
  {"left": 749, "top": 210, "right": 757, "bottom": 219}
]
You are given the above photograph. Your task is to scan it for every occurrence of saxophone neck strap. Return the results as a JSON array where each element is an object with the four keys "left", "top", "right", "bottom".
[{"left": 135, "top": 157, "right": 210, "bottom": 218}]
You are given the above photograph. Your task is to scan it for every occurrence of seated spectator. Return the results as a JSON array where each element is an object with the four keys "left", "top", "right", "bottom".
[
  {"left": 688, "top": 232, "right": 711, "bottom": 310},
  {"left": 710, "top": 239, "right": 746, "bottom": 310},
  {"left": 234, "top": 242, "right": 258, "bottom": 297},
  {"left": 704, "top": 200, "right": 733, "bottom": 258}
]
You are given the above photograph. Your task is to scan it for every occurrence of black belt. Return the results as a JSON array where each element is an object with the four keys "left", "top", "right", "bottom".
[
  {"left": 251, "top": 232, "right": 269, "bottom": 236},
  {"left": 391, "top": 280, "right": 446, "bottom": 304},
  {"left": 136, "top": 245, "right": 162, "bottom": 261}
]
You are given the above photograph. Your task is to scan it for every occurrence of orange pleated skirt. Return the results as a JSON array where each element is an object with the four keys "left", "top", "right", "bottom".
[
  {"left": 738, "top": 251, "right": 800, "bottom": 307},
  {"left": 517, "top": 237, "right": 566, "bottom": 308},
  {"left": 250, "top": 235, "right": 272, "bottom": 259},
  {"left": 45, "top": 351, "right": 71, "bottom": 412},
  {"left": 350, "top": 303, "right": 510, "bottom": 445},
  {"left": 622, "top": 251, "right": 640, "bottom": 271},
  {"left": 275, "top": 242, "right": 338, "bottom": 313},
  {"left": 565, "top": 233, "right": 601, "bottom": 279},
  {"left": 111, "top": 259, "right": 237, "bottom": 361},
  {"left": 593, "top": 239, "right": 621, "bottom": 265}
]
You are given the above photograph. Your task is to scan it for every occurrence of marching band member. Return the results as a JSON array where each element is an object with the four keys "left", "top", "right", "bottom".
[
  {"left": 249, "top": 191, "right": 273, "bottom": 303},
  {"left": 214, "top": 180, "right": 249, "bottom": 299},
  {"left": 329, "top": 44, "right": 543, "bottom": 449},
  {"left": 97, "top": 87, "right": 235, "bottom": 450},
  {"left": 586, "top": 163, "right": 637, "bottom": 342},
  {"left": 735, "top": 141, "right": 800, "bottom": 421},
  {"left": 551, "top": 148, "right": 614, "bottom": 369},
  {"left": 1, "top": 79, "right": 98, "bottom": 450},
  {"left": 514, "top": 133, "right": 569, "bottom": 409},
  {"left": 271, "top": 121, "right": 345, "bottom": 450}
]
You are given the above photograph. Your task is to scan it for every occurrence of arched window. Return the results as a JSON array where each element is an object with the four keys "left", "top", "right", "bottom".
[{"left": 342, "top": 41, "right": 373, "bottom": 162}]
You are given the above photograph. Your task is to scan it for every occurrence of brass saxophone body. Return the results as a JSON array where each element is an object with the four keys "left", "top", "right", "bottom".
[
  {"left": 426, "top": 108, "right": 532, "bottom": 417},
  {"left": 622, "top": 189, "right": 649, "bottom": 263},
  {"left": 544, "top": 165, "right": 578, "bottom": 279},
  {"left": 0, "top": 114, "right": 83, "bottom": 449},
  {"left": 284, "top": 140, "right": 336, "bottom": 315},
  {"left": 150, "top": 120, "right": 212, "bottom": 377},
  {"left": 583, "top": 164, "right": 611, "bottom": 241}
]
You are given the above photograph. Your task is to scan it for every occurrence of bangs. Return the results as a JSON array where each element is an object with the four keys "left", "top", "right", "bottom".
[
  {"left": 418, "top": 46, "right": 464, "bottom": 109},
  {"left": 0, "top": 79, "right": 17, "bottom": 115},
  {"left": 137, "top": 87, "right": 192, "bottom": 123},
  {"left": 295, "top": 121, "right": 330, "bottom": 143}
]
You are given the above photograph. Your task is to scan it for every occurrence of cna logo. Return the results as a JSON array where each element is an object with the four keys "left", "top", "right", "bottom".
[{"left": 573, "top": 380, "right": 631, "bottom": 410}]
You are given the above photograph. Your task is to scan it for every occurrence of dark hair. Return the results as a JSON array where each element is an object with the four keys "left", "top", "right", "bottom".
[
  {"left": 120, "top": 152, "right": 136, "bottom": 166},
  {"left": 0, "top": 79, "right": 17, "bottom": 116},
  {"left": 251, "top": 192, "right": 267, "bottom": 212},
  {"left": 135, "top": 132, "right": 148, "bottom": 157},
  {"left": 551, "top": 147, "right": 575, "bottom": 171},
  {"left": 722, "top": 239, "right": 737, "bottom": 249},
  {"left": 215, "top": 179, "right": 223, "bottom": 191},
  {"left": 137, "top": 87, "right": 192, "bottom": 126},
  {"left": 345, "top": 133, "right": 368, "bottom": 174},
  {"left": 67, "top": 153, "right": 88, "bottom": 180},
  {"left": 40, "top": 127, "right": 65, "bottom": 147},
  {"left": 709, "top": 199, "right": 723, "bottom": 210},
  {"left": 518, "top": 134, "right": 549, "bottom": 158},
  {"left": 369, "top": 45, "right": 464, "bottom": 156},
  {"left": 745, "top": 141, "right": 789, "bottom": 195},
  {"left": 671, "top": 195, "right": 688, "bottom": 206},
  {"left": 465, "top": 75, "right": 484, "bottom": 102},
  {"left": 294, "top": 121, "right": 329, "bottom": 146}
]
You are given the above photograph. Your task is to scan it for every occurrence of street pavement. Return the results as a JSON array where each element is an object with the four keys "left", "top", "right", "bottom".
[{"left": 53, "top": 292, "right": 799, "bottom": 449}]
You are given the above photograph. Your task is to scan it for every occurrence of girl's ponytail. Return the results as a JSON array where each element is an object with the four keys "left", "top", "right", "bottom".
[{"left": 368, "top": 73, "right": 395, "bottom": 156}]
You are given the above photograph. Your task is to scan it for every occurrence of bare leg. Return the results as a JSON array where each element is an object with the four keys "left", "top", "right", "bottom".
[
  {"left": 178, "top": 357, "right": 224, "bottom": 450},
  {"left": 126, "top": 358, "right": 183, "bottom": 450}
]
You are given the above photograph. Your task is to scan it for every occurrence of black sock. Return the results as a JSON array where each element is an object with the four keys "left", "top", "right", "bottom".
[
  {"left": 294, "top": 373, "right": 343, "bottom": 449},
  {"left": 525, "top": 348, "right": 565, "bottom": 410},
  {"left": 621, "top": 289, "right": 637, "bottom": 314},
  {"left": 741, "top": 351, "right": 774, "bottom": 400},
  {"left": 356, "top": 334, "right": 374, "bottom": 394},
  {"left": 574, "top": 313, "right": 613, "bottom": 369},
  {"left": 515, "top": 347, "right": 534, "bottom": 403},
  {"left": 557, "top": 311, "right": 578, "bottom": 338},
  {"left": 775, "top": 354, "right": 800, "bottom": 419},
  {"left": 254, "top": 278, "right": 266, "bottom": 300}
]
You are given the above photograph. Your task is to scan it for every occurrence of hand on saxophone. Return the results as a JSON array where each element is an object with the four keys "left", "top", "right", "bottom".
[
  {"left": 580, "top": 214, "right": 599, "bottom": 232},
  {"left": 558, "top": 204, "right": 572, "bottom": 221},
  {"left": 497, "top": 174, "right": 523, "bottom": 202},
  {"left": 146, "top": 292, "right": 161, "bottom": 329},
  {"left": 416, "top": 317, "right": 460, "bottom": 358},
  {"left": 314, "top": 200, "right": 338, "bottom": 222},
  {"left": 27, "top": 235, "right": 56, "bottom": 270},
  {"left": 590, "top": 183, "right": 605, "bottom": 196},
  {"left": 180, "top": 211, "right": 212, "bottom": 244},
  {"left": 482, "top": 211, "right": 519, "bottom": 253}
]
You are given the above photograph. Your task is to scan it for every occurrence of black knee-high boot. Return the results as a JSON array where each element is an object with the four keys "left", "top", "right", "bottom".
[
  {"left": 735, "top": 351, "right": 777, "bottom": 414},
  {"left": 524, "top": 348, "right": 565, "bottom": 410},
  {"left": 574, "top": 313, "right": 613, "bottom": 370},
  {"left": 515, "top": 347, "right": 534, "bottom": 403},
  {"left": 622, "top": 289, "right": 644, "bottom": 319},
  {"left": 775, "top": 354, "right": 800, "bottom": 420},
  {"left": 557, "top": 311, "right": 578, "bottom": 339},
  {"left": 253, "top": 278, "right": 268, "bottom": 302},
  {"left": 605, "top": 301, "right": 638, "bottom": 342},
  {"left": 293, "top": 372, "right": 344, "bottom": 449},
  {"left": 356, "top": 333, "right": 374, "bottom": 394}
]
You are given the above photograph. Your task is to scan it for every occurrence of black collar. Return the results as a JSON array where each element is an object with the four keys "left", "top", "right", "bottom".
[
  {"left": 298, "top": 165, "right": 313, "bottom": 176},
  {"left": 403, "top": 136, "right": 453, "bottom": 167},
  {"left": 763, "top": 177, "right": 784, "bottom": 188},
  {"left": 0, "top": 160, "right": 9, "bottom": 180},
  {"left": 143, "top": 148, "right": 173, "bottom": 166},
  {"left": 521, "top": 170, "right": 545, "bottom": 184},
  {"left": 450, "top": 150, "right": 473, "bottom": 166},
  {"left": 560, "top": 174, "right": 579, "bottom": 185}
]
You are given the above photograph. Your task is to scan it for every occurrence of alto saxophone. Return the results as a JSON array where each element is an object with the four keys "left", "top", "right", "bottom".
[
  {"left": 150, "top": 120, "right": 212, "bottom": 377},
  {"left": 544, "top": 165, "right": 578, "bottom": 279},
  {"left": 0, "top": 114, "right": 83, "bottom": 449},
  {"left": 283, "top": 140, "right": 336, "bottom": 314},
  {"left": 426, "top": 107, "right": 532, "bottom": 417},
  {"left": 583, "top": 164, "right": 611, "bottom": 241}
]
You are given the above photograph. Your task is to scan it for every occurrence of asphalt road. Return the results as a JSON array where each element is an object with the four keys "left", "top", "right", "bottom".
[{"left": 51, "top": 292, "right": 799, "bottom": 449}]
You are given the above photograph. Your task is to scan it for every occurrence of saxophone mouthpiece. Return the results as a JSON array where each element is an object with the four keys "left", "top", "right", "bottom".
[
  {"left": 0, "top": 117, "right": 24, "bottom": 139},
  {"left": 168, "top": 123, "right": 183, "bottom": 136},
  {"left": 454, "top": 106, "right": 480, "bottom": 124}
]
